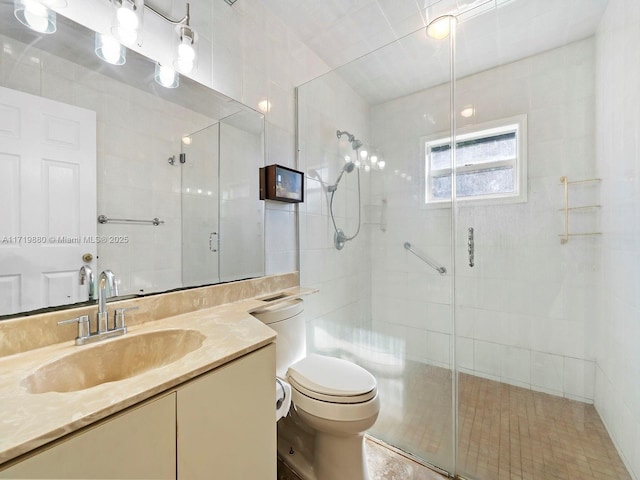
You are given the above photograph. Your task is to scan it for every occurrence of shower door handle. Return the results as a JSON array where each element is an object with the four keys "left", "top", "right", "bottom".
[
  {"left": 209, "top": 232, "right": 218, "bottom": 252},
  {"left": 468, "top": 227, "right": 474, "bottom": 267}
]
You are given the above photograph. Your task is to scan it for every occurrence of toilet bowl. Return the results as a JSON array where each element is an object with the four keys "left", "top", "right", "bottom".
[
  {"left": 251, "top": 299, "right": 380, "bottom": 480},
  {"left": 283, "top": 354, "right": 380, "bottom": 480}
]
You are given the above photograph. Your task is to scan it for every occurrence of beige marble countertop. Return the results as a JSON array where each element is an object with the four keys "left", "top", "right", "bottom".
[{"left": 0, "top": 288, "right": 313, "bottom": 466}]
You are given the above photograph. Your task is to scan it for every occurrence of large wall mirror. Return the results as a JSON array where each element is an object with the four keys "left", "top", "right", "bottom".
[{"left": 0, "top": 4, "right": 265, "bottom": 318}]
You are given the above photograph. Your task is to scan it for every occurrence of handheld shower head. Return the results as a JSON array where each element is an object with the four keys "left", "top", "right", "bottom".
[
  {"left": 328, "top": 161, "right": 356, "bottom": 192},
  {"left": 343, "top": 161, "right": 356, "bottom": 173}
]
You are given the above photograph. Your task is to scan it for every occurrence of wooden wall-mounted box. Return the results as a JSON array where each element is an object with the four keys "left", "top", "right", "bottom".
[{"left": 259, "top": 164, "right": 304, "bottom": 203}]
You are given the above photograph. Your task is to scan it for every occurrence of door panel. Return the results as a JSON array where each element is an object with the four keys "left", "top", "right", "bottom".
[{"left": 0, "top": 86, "right": 96, "bottom": 315}]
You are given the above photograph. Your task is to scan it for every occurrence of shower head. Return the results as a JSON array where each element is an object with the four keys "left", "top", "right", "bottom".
[
  {"left": 337, "top": 130, "right": 363, "bottom": 151},
  {"left": 328, "top": 161, "right": 356, "bottom": 192},
  {"left": 336, "top": 130, "right": 355, "bottom": 143}
]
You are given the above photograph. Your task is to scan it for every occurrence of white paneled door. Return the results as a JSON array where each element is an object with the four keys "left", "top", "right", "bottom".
[{"left": 0, "top": 86, "right": 96, "bottom": 315}]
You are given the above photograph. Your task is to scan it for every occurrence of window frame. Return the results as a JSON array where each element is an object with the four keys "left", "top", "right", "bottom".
[{"left": 423, "top": 114, "right": 527, "bottom": 206}]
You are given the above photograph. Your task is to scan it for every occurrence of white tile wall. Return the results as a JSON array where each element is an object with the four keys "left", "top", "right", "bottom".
[
  {"left": 297, "top": 68, "right": 373, "bottom": 364},
  {"left": 595, "top": 0, "right": 640, "bottom": 477}
]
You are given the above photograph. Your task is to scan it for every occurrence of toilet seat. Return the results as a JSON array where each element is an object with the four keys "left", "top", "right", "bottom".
[
  {"left": 287, "top": 354, "right": 377, "bottom": 404},
  {"left": 287, "top": 376, "right": 377, "bottom": 404}
]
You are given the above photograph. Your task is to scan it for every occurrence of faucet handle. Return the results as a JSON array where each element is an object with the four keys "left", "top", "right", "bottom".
[
  {"left": 58, "top": 315, "right": 90, "bottom": 340},
  {"left": 114, "top": 307, "right": 139, "bottom": 330}
]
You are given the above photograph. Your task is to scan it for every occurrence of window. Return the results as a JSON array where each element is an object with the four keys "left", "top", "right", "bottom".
[{"left": 424, "top": 115, "right": 527, "bottom": 204}]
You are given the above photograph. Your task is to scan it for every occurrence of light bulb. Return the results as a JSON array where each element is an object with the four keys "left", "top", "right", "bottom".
[
  {"left": 344, "top": 155, "right": 351, "bottom": 163},
  {"left": 159, "top": 66, "right": 176, "bottom": 86},
  {"left": 112, "top": 0, "right": 141, "bottom": 46},
  {"left": 23, "top": 0, "right": 50, "bottom": 33},
  {"left": 461, "top": 105, "right": 475, "bottom": 118},
  {"left": 176, "top": 40, "right": 194, "bottom": 73},
  {"left": 95, "top": 34, "right": 125, "bottom": 65},
  {"left": 155, "top": 63, "right": 179, "bottom": 89},
  {"left": 181, "top": 136, "right": 192, "bottom": 145},
  {"left": 174, "top": 26, "right": 197, "bottom": 74},
  {"left": 426, "top": 16, "right": 451, "bottom": 40},
  {"left": 364, "top": 165, "right": 371, "bottom": 172},
  {"left": 371, "top": 155, "right": 378, "bottom": 164},
  {"left": 378, "top": 160, "right": 386, "bottom": 170},
  {"left": 178, "top": 40, "right": 195, "bottom": 62},
  {"left": 116, "top": 4, "right": 138, "bottom": 30},
  {"left": 360, "top": 149, "right": 368, "bottom": 159},
  {"left": 257, "top": 100, "right": 271, "bottom": 112}
]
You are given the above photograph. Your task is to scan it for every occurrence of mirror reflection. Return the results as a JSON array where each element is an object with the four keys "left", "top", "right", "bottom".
[{"left": 0, "top": 5, "right": 265, "bottom": 318}]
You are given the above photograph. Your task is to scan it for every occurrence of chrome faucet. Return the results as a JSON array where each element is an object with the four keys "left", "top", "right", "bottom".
[
  {"left": 78, "top": 265, "right": 95, "bottom": 301},
  {"left": 59, "top": 269, "right": 137, "bottom": 346},
  {"left": 97, "top": 270, "right": 118, "bottom": 333}
]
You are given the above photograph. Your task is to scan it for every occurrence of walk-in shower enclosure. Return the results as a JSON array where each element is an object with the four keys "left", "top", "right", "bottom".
[{"left": 297, "top": 1, "right": 638, "bottom": 479}]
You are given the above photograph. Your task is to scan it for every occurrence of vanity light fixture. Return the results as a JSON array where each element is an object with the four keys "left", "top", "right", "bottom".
[
  {"left": 95, "top": 33, "right": 126, "bottom": 65},
  {"left": 144, "top": 2, "right": 198, "bottom": 74},
  {"left": 13, "top": 0, "right": 66, "bottom": 34},
  {"left": 154, "top": 62, "right": 179, "bottom": 88}
]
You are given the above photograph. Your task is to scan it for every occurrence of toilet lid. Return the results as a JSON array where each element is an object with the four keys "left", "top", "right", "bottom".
[{"left": 287, "top": 354, "right": 377, "bottom": 399}]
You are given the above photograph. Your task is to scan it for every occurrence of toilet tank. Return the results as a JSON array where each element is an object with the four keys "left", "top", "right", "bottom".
[{"left": 251, "top": 298, "right": 306, "bottom": 378}]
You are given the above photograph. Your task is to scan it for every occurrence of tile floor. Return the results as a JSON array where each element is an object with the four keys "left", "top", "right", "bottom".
[{"left": 368, "top": 360, "right": 632, "bottom": 480}]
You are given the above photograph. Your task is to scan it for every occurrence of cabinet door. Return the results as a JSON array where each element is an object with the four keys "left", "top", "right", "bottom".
[
  {"left": 0, "top": 392, "right": 176, "bottom": 479},
  {"left": 177, "top": 344, "right": 276, "bottom": 480}
]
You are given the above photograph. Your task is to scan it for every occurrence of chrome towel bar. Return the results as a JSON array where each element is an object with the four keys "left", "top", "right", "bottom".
[
  {"left": 97, "top": 215, "right": 164, "bottom": 226},
  {"left": 404, "top": 242, "right": 446, "bottom": 275}
]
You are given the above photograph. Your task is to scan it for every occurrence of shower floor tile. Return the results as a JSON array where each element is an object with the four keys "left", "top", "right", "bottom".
[{"left": 367, "top": 360, "right": 632, "bottom": 480}]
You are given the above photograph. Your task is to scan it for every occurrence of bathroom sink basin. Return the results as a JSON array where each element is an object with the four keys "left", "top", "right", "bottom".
[{"left": 23, "top": 329, "right": 206, "bottom": 394}]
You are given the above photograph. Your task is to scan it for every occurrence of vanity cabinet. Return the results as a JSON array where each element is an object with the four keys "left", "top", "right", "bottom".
[
  {"left": 0, "top": 344, "right": 276, "bottom": 480},
  {"left": 177, "top": 342, "right": 276, "bottom": 479},
  {"left": 0, "top": 392, "right": 177, "bottom": 479}
]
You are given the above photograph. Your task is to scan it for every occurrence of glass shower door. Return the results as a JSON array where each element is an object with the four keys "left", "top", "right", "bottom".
[
  {"left": 297, "top": 22, "right": 456, "bottom": 473},
  {"left": 450, "top": 3, "right": 622, "bottom": 479},
  {"left": 181, "top": 123, "right": 221, "bottom": 287}
]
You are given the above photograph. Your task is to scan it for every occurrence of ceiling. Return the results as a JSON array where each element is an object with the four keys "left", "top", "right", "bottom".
[{"left": 265, "top": 0, "right": 609, "bottom": 104}]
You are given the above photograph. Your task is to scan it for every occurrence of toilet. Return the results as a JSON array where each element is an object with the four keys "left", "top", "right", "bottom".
[{"left": 252, "top": 298, "right": 380, "bottom": 480}]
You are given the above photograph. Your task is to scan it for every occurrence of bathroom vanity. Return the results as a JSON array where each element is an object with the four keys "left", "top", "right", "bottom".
[
  {"left": 0, "top": 274, "right": 306, "bottom": 479},
  {"left": 0, "top": 344, "right": 274, "bottom": 479}
]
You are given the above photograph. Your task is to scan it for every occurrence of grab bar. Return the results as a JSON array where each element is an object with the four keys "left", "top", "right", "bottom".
[
  {"left": 98, "top": 215, "right": 164, "bottom": 226},
  {"left": 404, "top": 242, "right": 446, "bottom": 275}
]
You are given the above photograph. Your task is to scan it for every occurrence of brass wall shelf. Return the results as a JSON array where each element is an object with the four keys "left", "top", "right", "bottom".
[{"left": 559, "top": 176, "right": 601, "bottom": 244}]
